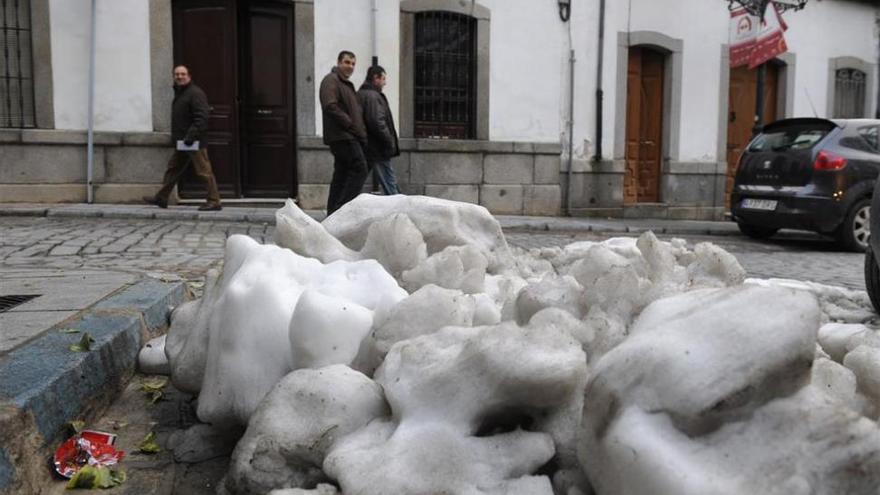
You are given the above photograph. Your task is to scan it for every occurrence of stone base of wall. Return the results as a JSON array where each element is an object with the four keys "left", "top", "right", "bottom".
[
  {"left": 0, "top": 131, "right": 728, "bottom": 220},
  {"left": 296, "top": 137, "right": 563, "bottom": 216},
  {"left": 570, "top": 205, "right": 725, "bottom": 221},
  {"left": 0, "top": 129, "right": 170, "bottom": 204},
  {"left": 561, "top": 159, "right": 728, "bottom": 220}
]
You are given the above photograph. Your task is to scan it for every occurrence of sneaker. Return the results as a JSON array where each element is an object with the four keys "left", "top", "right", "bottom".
[
  {"left": 142, "top": 195, "right": 168, "bottom": 209},
  {"left": 198, "top": 203, "right": 222, "bottom": 211}
]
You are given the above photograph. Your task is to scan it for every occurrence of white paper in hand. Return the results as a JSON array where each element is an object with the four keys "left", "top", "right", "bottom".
[{"left": 176, "top": 140, "right": 200, "bottom": 151}]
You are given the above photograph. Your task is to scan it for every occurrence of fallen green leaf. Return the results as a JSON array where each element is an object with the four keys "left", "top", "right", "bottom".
[
  {"left": 139, "top": 431, "right": 161, "bottom": 454},
  {"left": 69, "top": 333, "right": 94, "bottom": 352},
  {"left": 141, "top": 377, "right": 168, "bottom": 392},
  {"left": 65, "top": 465, "right": 126, "bottom": 489},
  {"left": 67, "top": 420, "right": 86, "bottom": 435},
  {"left": 58, "top": 328, "right": 80, "bottom": 334},
  {"left": 141, "top": 377, "right": 168, "bottom": 404}
]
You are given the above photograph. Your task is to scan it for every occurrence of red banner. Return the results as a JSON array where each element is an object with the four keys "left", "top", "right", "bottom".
[
  {"left": 748, "top": 2, "right": 788, "bottom": 68},
  {"left": 729, "top": 2, "right": 789, "bottom": 69},
  {"left": 729, "top": 8, "right": 759, "bottom": 68}
]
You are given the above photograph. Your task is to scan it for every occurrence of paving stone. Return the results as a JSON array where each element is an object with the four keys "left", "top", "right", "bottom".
[{"left": 48, "top": 245, "right": 80, "bottom": 256}]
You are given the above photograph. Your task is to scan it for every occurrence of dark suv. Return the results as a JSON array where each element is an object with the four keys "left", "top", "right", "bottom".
[{"left": 731, "top": 118, "right": 880, "bottom": 251}]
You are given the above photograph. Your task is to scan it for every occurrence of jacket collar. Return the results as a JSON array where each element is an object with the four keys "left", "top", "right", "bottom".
[
  {"left": 173, "top": 82, "right": 191, "bottom": 95},
  {"left": 331, "top": 67, "right": 354, "bottom": 86},
  {"left": 359, "top": 81, "right": 381, "bottom": 93}
]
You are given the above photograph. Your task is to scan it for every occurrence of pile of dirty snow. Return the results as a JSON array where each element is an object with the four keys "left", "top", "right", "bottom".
[{"left": 139, "top": 195, "right": 880, "bottom": 495}]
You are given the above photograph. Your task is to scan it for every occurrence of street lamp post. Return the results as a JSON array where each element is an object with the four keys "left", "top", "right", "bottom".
[{"left": 726, "top": 0, "right": 807, "bottom": 135}]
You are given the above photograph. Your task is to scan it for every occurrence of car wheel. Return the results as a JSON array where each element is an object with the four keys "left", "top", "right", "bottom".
[
  {"left": 836, "top": 198, "right": 871, "bottom": 252},
  {"left": 865, "top": 246, "right": 880, "bottom": 313},
  {"left": 736, "top": 222, "right": 778, "bottom": 240}
]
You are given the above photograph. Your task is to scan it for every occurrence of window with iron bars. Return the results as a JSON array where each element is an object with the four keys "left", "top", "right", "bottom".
[
  {"left": 414, "top": 11, "right": 476, "bottom": 139},
  {"left": 1, "top": 0, "right": 35, "bottom": 128},
  {"left": 834, "top": 68, "right": 866, "bottom": 119}
]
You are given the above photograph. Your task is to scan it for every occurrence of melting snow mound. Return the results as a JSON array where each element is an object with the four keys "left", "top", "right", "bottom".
[{"left": 153, "top": 195, "right": 880, "bottom": 494}]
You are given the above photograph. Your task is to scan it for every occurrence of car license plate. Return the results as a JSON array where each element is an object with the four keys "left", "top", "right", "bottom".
[{"left": 741, "top": 198, "right": 777, "bottom": 211}]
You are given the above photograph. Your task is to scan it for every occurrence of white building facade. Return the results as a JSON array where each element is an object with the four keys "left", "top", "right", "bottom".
[{"left": 1, "top": 0, "right": 878, "bottom": 218}]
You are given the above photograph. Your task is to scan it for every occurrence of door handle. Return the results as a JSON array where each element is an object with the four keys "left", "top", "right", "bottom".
[{"left": 257, "top": 109, "right": 273, "bottom": 115}]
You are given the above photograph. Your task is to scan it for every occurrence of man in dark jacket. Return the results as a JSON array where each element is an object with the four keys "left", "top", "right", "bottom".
[
  {"left": 143, "top": 65, "right": 221, "bottom": 211},
  {"left": 319, "top": 50, "right": 369, "bottom": 214},
  {"left": 357, "top": 65, "right": 401, "bottom": 195}
]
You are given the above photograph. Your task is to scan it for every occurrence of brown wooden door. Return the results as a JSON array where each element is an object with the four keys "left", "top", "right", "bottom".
[
  {"left": 725, "top": 62, "right": 779, "bottom": 206},
  {"left": 624, "top": 47, "right": 665, "bottom": 204},
  {"left": 172, "top": 0, "right": 297, "bottom": 199},
  {"left": 172, "top": 0, "right": 240, "bottom": 197},
  {"left": 240, "top": 2, "right": 296, "bottom": 197}
]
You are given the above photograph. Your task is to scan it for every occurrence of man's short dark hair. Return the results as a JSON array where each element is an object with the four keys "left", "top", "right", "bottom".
[
  {"left": 365, "top": 65, "right": 386, "bottom": 83},
  {"left": 337, "top": 50, "right": 356, "bottom": 62},
  {"left": 173, "top": 64, "right": 191, "bottom": 74}
]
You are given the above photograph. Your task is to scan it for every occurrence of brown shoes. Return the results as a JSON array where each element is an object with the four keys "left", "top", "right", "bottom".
[
  {"left": 142, "top": 195, "right": 168, "bottom": 209},
  {"left": 198, "top": 203, "right": 222, "bottom": 211}
]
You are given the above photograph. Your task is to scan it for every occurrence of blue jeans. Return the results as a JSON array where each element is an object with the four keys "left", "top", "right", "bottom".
[{"left": 371, "top": 159, "right": 401, "bottom": 195}]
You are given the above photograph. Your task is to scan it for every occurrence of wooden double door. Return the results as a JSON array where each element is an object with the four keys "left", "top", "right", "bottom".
[
  {"left": 624, "top": 47, "right": 665, "bottom": 204},
  {"left": 173, "top": 0, "right": 297, "bottom": 198}
]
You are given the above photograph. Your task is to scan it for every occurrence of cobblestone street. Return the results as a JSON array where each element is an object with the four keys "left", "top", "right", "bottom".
[
  {"left": 0, "top": 215, "right": 867, "bottom": 291},
  {"left": 0, "top": 217, "right": 274, "bottom": 286},
  {"left": 505, "top": 229, "right": 867, "bottom": 291}
]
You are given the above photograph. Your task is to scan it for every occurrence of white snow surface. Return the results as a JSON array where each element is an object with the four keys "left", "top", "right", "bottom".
[{"left": 158, "top": 197, "right": 880, "bottom": 494}]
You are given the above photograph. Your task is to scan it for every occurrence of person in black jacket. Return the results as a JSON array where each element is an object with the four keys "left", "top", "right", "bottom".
[
  {"left": 143, "top": 65, "right": 221, "bottom": 211},
  {"left": 357, "top": 65, "right": 401, "bottom": 195}
]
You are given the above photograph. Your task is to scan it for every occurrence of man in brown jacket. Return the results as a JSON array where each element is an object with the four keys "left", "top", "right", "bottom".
[
  {"left": 143, "top": 65, "right": 221, "bottom": 211},
  {"left": 319, "top": 50, "right": 368, "bottom": 215}
]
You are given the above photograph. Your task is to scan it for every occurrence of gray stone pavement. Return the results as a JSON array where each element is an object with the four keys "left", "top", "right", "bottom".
[{"left": 505, "top": 229, "right": 866, "bottom": 291}]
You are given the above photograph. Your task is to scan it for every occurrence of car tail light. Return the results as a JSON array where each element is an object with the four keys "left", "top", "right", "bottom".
[{"left": 813, "top": 150, "right": 847, "bottom": 171}]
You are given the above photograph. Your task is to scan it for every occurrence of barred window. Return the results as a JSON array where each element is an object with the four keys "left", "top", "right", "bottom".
[
  {"left": 414, "top": 11, "right": 476, "bottom": 139},
  {"left": 1, "top": 0, "right": 35, "bottom": 128},
  {"left": 833, "top": 68, "right": 866, "bottom": 119}
]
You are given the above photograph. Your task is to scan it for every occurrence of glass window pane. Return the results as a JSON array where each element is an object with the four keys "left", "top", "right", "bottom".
[
  {"left": 414, "top": 11, "right": 476, "bottom": 139},
  {"left": 0, "top": 0, "right": 35, "bottom": 128}
]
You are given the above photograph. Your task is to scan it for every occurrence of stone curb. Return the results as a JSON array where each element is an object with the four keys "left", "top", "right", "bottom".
[
  {"left": 0, "top": 204, "right": 742, "bottom": 237},
  {"left": 0, "top": 278, "right": 187, "bottom": 494}
]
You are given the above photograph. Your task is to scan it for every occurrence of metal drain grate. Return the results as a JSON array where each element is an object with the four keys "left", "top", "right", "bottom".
[{"left": 0, "top": 295, "right": 40, "bottom": 313}]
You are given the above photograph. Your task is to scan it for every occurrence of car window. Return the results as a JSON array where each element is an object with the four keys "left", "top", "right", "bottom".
[
  {"left": 749, "top": 127, "right": 829, "bottom": 152},
  {"left": 857, "top": 125, "right": 880, "bottom": 152}
]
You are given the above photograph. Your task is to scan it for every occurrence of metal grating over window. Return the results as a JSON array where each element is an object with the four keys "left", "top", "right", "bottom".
[
  {"left": 834, "top": 68, "right": 866, "bottom": 119},
  {"left": 0, "top": 0, "right": 35, "bottom": 128},
  {"left": 414, "top": 11, "right": 476, "bottom": 139},
  {"left": 0, "top": 294, "right": 39, "bottom": 312}
]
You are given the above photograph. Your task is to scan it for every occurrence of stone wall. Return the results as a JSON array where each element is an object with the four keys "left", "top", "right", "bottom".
[
  {"left": 564, "top": 159, "right": 726, "bottom": 221},
  {"left": 0, "top": 129, "right": 170, "bottom": 203},
  {"left": 296, "top": 137, "right": 563, "bottom": 216},
  {"left": 0, "top": 130, "right": 723, "bottom": 219}
]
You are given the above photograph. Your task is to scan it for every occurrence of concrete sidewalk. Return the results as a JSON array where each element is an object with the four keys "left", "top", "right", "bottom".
[
  {"left": 0, "top": 201, "right": 742, "bottom": 237},
  {"left": 0, "top": 269, "right": 186, "bottom": 494}
]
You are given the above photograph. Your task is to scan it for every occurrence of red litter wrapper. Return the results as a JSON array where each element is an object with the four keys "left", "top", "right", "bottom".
[{"left": 54, "top": 430, "right": 125, "bottom": 478}]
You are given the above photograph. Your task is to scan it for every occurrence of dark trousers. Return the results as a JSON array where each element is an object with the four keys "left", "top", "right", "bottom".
[
  {"left": 156, "top": 149, "right": 221, "bottom": 205},
  {"left": 327, "top": 140, "right": 368, "bottom": 215}
]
